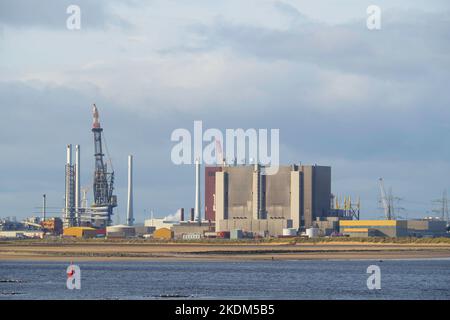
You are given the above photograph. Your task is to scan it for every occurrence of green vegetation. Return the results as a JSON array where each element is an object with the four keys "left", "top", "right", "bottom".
[{"left": 1, "top": 236, "right": 450, "bottom": 246}]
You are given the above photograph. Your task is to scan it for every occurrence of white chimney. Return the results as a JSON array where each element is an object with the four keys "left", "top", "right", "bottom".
[
  {"left": 66, "top": 144, "right": 72, "bottom": 165},
  {"left": 127, "top": 155, "right": 134, "bottom": 226},
  {"left": 194, "top": 158, "right": 201, "bottom": 223},
  {"left": 75, "top": 145, "right": 80, "bottom": 225}
]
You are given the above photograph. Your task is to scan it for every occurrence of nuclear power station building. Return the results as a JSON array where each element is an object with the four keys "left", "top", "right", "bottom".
[{"left": 206, "top": 164, "right": 331, "bottom": 236}]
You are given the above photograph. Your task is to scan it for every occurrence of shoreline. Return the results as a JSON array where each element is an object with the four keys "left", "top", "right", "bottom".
[{"left": 1, "top": 241, "right": 450, "bottom": 262}]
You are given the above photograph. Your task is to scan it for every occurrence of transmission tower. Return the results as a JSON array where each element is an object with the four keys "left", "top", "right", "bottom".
[
  {"left": 432, "top": 189, "right": 449, "bottom": 222},
  {"left": 378, "top": 178, "right": 403, "bottom": 220}
]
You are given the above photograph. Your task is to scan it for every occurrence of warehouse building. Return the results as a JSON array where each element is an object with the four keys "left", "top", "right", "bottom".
[
  {"left": 63, "top": 227, "right": 98, "bottom": 238},
  {"left": 171, "top": 221, "right": 214, "bottom": 239},
  {"left": 153, "top": 228, "right": 174, "bottom": 240},
  {"left": 406, "top": 220, "right": 448, "bottom": 237},
  {"left": 212, "top": 164, "right": 331, "bottom": 236},
  {"left": 340, "top": 219, "right": 449, "bottom": 238},
  {"left": 339, "top": 220, "right": 408, "bottom": 237}
]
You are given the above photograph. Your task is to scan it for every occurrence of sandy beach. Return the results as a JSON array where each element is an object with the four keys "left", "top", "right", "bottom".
[{"left": 1, "top": 240, "right": 450, "bottom": 262}]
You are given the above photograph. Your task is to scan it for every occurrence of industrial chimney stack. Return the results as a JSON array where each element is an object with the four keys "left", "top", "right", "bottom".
[
  {"left": 127, "top": 155, "right": 134, "bottom": 226},
  {"left": 180, "top": 208, "right": 185, "bottom": 222}
]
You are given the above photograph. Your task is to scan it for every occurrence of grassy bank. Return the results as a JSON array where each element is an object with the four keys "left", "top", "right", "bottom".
[{"left": 1, "top": 236, "right": 450, "bottom": 246}]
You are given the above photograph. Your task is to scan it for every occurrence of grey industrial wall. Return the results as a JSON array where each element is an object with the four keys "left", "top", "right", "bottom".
[
  {"left": 298, "top": 165, "right": 331, "bottom": 229},
  {"left": 312, "top": 166, "right": 332, "bottom": 220},
  {"left": 266, "top": 166, "right": 292, "bottom": 219},
  {"left": 301, "top": 166, "right": 313, "bottom": 228},
  {"left": 225, "top": 166, "right": 254, "bottom": 218},
  {"left": 217, "top": 218, "right": 292, "bottom": 237}
]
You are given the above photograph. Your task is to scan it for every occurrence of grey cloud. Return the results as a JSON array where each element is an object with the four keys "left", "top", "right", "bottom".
[
  {"left": 0, "top": 0, "right": 136, "bottom": 29},
  {"left": 178, "top": 9, "right": 450, "bottom": 81},
  {"left": 273, "top": 1, "right": 309, "bottom": 24}
]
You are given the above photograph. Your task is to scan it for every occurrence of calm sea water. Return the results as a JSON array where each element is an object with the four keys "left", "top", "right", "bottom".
[{"left": 1, "top": 259, "right": 449, "bottom": 300}]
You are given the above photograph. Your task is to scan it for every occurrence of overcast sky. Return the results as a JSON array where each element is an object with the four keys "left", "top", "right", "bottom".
[{"left": 1, "top": 0, "right": 450, "bottom": 222}]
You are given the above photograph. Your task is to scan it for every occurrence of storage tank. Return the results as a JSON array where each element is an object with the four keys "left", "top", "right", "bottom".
[
  {"left": 106, "top": 225, "right": 135, "bottom": 238},
  {"left": 306, "top": 227, "right": 319, "bottom": 238},
  {"left": 282, "top": 228, "right": 298, "bottom": 236}
]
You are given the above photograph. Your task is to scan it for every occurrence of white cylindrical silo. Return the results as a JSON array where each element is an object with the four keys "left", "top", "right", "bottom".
[{"left": 306, "top": 227, "right": 319, "bottom": 238}]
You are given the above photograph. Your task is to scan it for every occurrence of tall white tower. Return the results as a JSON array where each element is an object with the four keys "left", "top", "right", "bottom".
[
  {"left": 127, "top": 155, "right": 134, "bottom": 226},
  {"left": 64, "top": 144, "right": 76, "bottom": 227},
  {"left": 75, "top": 145, "right": 81, "bottom": 225},
  {"left": 194, "top": 158, "right": 201, "bottom": 223}
]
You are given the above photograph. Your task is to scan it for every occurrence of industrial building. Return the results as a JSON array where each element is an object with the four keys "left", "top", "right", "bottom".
[
  {"left": 213, "top": 164, "right": 331, "bottom": 236},
  {"left": 144, "top": 217, "right": 178, "bottom": 230},
  {"left": 406, "top": 219, "right": 448, "bottom": 237},
  {"left": 41, "top": 217, "right": 63, "bottom": 235},
  {"left": 0, "top": 216, "right": 62, "bottom": 238},
  {"left": 134, "top": 226, "right": 155, "bottom": 237},
  {"left": 153, "top": 228, "right": 173, "bottom": 240},
  {"left": 314, "top": 217, "right": 343, "bottom": 236},
  {"left": 339, "top": 220, "right": 408, "bottom": 237},
  {"left": 339, "top": 219, "right": 449, "bottom": 238},
  {"left": 171, "top": 221, "right": 214, "bottom": 239},
  {"left": 0, "top": 231, "right": 44, "bottom": 239},
  {"left": 63, "top": 227, "right": 98, "bottom": 238}
]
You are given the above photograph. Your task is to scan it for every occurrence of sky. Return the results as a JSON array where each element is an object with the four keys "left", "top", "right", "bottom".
[{"left": 1, "top": 0, "right": 450, "bottom": 222}]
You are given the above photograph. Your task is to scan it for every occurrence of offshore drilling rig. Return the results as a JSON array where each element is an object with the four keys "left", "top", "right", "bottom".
[
  {"left": 64, "top": 105, "right": 117, "bottom": 228},
  {"left": 90, "top": 104, "right": 117, "bottom": 228}
]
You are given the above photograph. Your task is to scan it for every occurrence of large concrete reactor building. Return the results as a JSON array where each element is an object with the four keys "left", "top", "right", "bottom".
[
  {"left": 205, "top": 166, "right": 222, "bottom": 222},
  {"left": 209, "top": 164, "right": 331, "bottom": 236}
]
